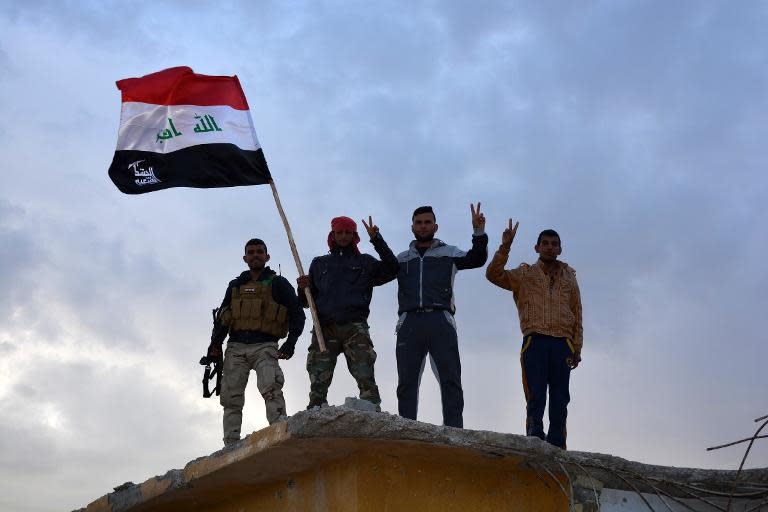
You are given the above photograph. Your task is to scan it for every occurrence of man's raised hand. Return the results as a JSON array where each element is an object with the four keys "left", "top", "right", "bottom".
[
  {"left": 502, "top": 218, "right": 519, "bottom": 247},
  {"left": 470, "top": 202, "right": 486, "bottom": 230},
  {"left": 362, "top": 216, "right": 380, "bottom": 239}
]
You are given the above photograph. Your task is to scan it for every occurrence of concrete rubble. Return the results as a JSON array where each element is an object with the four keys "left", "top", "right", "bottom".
[{"left": 77, "top": 402, "right": 768, "bottom": 512}]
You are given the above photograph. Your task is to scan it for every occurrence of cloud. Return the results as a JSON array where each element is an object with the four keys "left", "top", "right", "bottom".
[
  {"left": 1, "top": 2, "right": 768, "bottom": 510},
  {"left": 0, "top": 356, "right": 217, "bottom": 511}
]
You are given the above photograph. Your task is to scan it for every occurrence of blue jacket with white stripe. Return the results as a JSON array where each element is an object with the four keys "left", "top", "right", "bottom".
[{"left": 392, "top": 230, "right": 488, "bottom": 315}]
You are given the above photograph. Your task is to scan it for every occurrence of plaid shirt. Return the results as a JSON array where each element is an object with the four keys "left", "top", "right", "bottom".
[{"left": 486, "top": 245, "right": 583, "bottom": 351}]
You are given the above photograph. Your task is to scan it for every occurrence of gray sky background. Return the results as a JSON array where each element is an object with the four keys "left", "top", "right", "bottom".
[{"left": 1, "top": 1, "right": 767, "bottom": 510}]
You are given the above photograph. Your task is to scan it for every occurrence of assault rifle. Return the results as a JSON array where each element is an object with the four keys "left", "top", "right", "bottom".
[
  {"left": 200, "top": 308, "right": 224, "bottom": 398},
  {"left": 199, "top": 354, "right": 222, "bottom": 398}
]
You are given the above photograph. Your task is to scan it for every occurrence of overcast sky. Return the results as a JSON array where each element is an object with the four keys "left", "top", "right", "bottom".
[{"left": 1, "top": 1, "right": 767, "bottom": 510}]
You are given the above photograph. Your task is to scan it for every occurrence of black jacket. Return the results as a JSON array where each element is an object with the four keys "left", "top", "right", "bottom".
[
  {"left": 300, "top": 233, "right": 398, "bottom": 324},
  {"left": 211, "top": 267, "right": 305, "bottom": 347}
]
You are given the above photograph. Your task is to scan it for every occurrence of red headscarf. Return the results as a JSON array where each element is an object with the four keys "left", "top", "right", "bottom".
[{"left": 328, "top": 216, "right": 361, "bottom": 254}]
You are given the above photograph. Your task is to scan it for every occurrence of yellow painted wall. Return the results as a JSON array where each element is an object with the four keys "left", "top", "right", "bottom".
[
  {"left": 355, "top": 447, "right": 567, "bottom": 512},
  {"left": 199, "top": 443, "right": 568, "bottom": 512},
  {"left": 205, "top": 455, "right": 359, "bottom": 512}
]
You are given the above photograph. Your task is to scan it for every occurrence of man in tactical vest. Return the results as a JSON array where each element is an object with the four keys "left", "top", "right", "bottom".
[
  {"left": 297, "top": 216, "right": 398, "bottom": 410},
  {"left": 207, "top": 238, "right": 305, "bottom": 446}
]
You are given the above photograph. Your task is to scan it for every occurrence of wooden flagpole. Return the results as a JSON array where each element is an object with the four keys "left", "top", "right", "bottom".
[{"left": 269, "top": 180, "right": 326, "bottom": 352}]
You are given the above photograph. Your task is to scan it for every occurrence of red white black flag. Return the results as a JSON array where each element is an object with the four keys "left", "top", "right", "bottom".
[{"left": 108, "top": 66, "right": 272, "bottom": 194}]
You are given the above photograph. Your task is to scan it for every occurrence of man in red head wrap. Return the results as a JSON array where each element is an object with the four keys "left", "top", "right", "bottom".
[
  {"left": 326, "top": 216, "right": 361, "bottom": 254},
  {"left": 296, "top": 215, "right": 398, "bottom": 410}
]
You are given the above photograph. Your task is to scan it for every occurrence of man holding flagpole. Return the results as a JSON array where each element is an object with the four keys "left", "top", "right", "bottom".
[
  {"left": 297, "top": 216, "right": 398, "bottom": 411},
  {"left": 107, "top": 66, "right": 328, "bottom": 444}
]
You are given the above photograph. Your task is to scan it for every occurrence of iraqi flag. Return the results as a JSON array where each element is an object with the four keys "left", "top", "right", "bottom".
[{"left": 108, "top": 66, "right": 272, "bottom": 194}]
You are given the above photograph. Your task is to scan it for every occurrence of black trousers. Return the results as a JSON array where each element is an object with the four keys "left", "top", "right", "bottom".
[
  {"left": 520, "top": 333, "right": 573, "bottom": 448},
  {"left": 396, "top": 310, "right": 463, "bottom": 427}
]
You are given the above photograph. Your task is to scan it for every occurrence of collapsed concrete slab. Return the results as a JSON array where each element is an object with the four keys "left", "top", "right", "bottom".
[{"left": 79, "top": 406, "right": 768, "bottom": 512}]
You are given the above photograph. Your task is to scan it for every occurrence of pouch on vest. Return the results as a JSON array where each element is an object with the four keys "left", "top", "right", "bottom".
[
  {"left": 230, "top": 293, "right": 243, "bottom": 321},
  {"left": 273, "top": 304, "right": 288, "bottom": 338},
  {"left": 218, "top": 307, "right": 233, "bottom": 326},
  {"left": 244, "top": 298, "right": 264, "bottom": 331},
  {"left": 275, "top": 306, "right": 288, "bottom": 328}
]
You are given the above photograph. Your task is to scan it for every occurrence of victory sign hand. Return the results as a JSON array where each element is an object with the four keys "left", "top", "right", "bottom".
[
  {"left": 470, "top": 202, "right": 486, "bottom": 230},
  {"left": 502, "top": 218, "right": 519, "bottom": 247},
  {"left": 361, "top": 216, "right": 380, "bottom": 239}
]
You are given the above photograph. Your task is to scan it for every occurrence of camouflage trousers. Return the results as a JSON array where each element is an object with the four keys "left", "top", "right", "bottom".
[
  {"left": 306, "top": 321, "right": 380, "bottom": 408},
  {"left": 220, "top": 342, "right": 286, "bottom": 445}
]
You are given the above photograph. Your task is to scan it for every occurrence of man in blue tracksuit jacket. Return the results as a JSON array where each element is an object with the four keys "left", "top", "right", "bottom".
[{"left": 390, "top": 204, "right": 488, "bottom": 428}]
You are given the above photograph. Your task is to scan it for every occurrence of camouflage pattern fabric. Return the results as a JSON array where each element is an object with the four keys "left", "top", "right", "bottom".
[{"left": 306, "top": 321, "right": 380, "bottom": 408}]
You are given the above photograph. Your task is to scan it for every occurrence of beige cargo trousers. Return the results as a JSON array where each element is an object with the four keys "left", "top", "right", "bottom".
[{"left": 220, "top": 342, "right": 287, "bottom": 445}]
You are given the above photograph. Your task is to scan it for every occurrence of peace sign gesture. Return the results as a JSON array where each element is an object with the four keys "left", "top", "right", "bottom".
[
  {"left": 502, "top": 218, "right": 519, "bottom": 247},
  {"left": 361, "top": 215, "right": 380, "bottom": 239},
  {"left": 470, "top": 202, "right": 486, "bottom": 230}
]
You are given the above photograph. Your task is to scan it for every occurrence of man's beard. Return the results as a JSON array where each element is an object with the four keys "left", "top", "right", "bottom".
[{"left": 414, "top": 233, "right": 435, "bottom": 243}]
